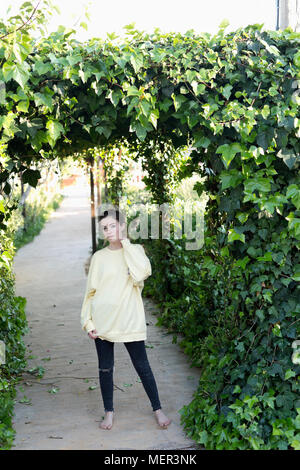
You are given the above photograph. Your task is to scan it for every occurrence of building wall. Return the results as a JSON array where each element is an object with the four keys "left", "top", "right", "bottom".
[{"left": 279, "top": 0, "right": 300, "bottom": 31}]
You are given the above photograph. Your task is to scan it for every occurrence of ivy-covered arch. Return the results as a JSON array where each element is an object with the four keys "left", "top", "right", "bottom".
[{"left": 1, "top": 3, "right": 300, "bottom": 449}]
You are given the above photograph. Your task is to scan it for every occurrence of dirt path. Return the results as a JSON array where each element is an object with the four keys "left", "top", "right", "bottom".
[{"left": 11, "top": 175, "right": 201, "bottom": 450}]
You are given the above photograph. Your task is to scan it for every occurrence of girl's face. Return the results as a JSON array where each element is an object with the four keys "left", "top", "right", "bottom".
[{"left": 100, "top": 216, "right": 125, "bottom": 242}]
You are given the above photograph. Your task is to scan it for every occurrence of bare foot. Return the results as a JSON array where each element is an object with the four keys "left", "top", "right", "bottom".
[
  {"left": 154, "top": 409, "right": 172, "bottom": 428},
  {"left": 99, "top": 411, "right": 114, "bottom": 430}
]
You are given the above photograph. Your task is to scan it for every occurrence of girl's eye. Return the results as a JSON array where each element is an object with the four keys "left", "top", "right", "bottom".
[{"left": 102, "top": 224, "right": 115, "bottom": 230}]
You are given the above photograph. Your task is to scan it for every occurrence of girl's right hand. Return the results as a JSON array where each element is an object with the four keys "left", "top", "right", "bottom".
[{"left": 88, "top": 329, "right": 99, "bottom": 339}]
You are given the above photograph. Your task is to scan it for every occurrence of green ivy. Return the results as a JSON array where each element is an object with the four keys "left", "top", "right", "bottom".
[{"left": 0, "top": 226, "right": 28, "bottom": 450}]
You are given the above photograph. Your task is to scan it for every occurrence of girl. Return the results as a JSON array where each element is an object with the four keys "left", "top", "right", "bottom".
[{"left": 80, "top": 209, "right": 171, "bottom": 430}]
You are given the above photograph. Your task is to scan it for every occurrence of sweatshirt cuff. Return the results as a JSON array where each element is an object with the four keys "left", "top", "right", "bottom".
[{"left": 82, "top": 319, "right": 96, "bottom": 333}]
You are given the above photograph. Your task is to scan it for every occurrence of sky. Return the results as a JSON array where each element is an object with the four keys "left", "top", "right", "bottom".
[{"left": 0, "top": 0, "right": 277, "bottom": 41}]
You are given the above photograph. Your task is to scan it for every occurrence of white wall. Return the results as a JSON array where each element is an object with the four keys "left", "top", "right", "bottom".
[{"left": 279, "top": 0, "right": 300, "bottom": 31}]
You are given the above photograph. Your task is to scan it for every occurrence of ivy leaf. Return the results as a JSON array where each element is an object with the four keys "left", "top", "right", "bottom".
[
  {"left": 235, "top": 342, "right": 245, "bottom": 353},
  {"left": 244, "top": 176, "right": 271, "bottom": 193},
  {"left": 46, "top": 120, "right": 64, "bottom": 146},
  {"left": 291, "top": 272, "right": 300, "bottom": 281},
  {"left": 222, "top": 84, "right": 232, "bottom": 100},
  {"left": 12, "top": 63, "right": 30, "bottom": 88},
  {"left": 25, "top": 118, "right": 43, "bottom": 137},
  {"left": 79, "top": 67, "right": 92, "bottom": 83},
  {"left": 171, "top": 93, "right": 187, "bottom": 111},
  {"left": 34, "top": 90, "right": 53, "bottom": 110},
  {"left": 233, "top": 385, "right": 241, "bottom": 394},
  {"left": 261, "top": 105, "right": 270, "bottom": 119},
  {"left": 0, "top": 111, "right": 19, "bottom": 136},
  {"left": 284, "top": 369, "right": 296, "bottom": 380},
  {"left": 88, "top": 385, "right": 97, "bottom": 390},
  {"left": 257, "top": 252, "right": 272, "bottom": 262},
  {"left": 66, "top": 54, "right": 83, "bottom": 66},
  {"left": 130, "top": 54, "right": 144, "bottom": 73},
  {"left": 80, "top": 21, "right": 88, "bottom": 30},
  {"left": 277, "top": 149, "right": 298, "bottom": 169},
  {"left": 159, "top": 98, "right": 172, "bottom": 112},
  {"left": 22, "top": 169, "right": 41, "bottom": 187},
  {"left": 257, "top": 37, "right": 280, "bottom": 56},
  {"left": 286, "top": 212, "right": 300, "bottom": 239},
  {"left": 220, "top": 170, "right": 243, "bottom": 190},
  {"left": 294, "top": 51, "right": 300, "bottom": 67},
  {"left": 33, "top": 61, "right": 52, "bottom": 75},
  {"left": 30, "top": 131, "right": 48, "bottom": 151},
  {"left": 127, "top": 86, "right": 140, "bottom": 97},
  {"left": 130, "top": 121, "right": 147, "bottom": 141},
  {"left": 149, "top": 110, "right": 159, "bottom": 129},
  {"left": 219, "top": 19, "right": 230, "bottom": 30},
  {"left": 235, "top": 211, "right": 249, "bottom": 224},
  {"left": 2, "top": 62, "right": 14, "bottom": 82},
  {"left": 198, "top": 430, "right": 208, "bottom": 445},
  {"left": 48, "top": 387, "right": 60, "bottom": 394},
  {"left": 228, "top": 228, "right": 245, "bottom": 243},
  {"left": 139, "top": 100, "right": 151, "bottom": 116},
  {"left": 95, "top": 125, "right": 112, "bottom": 139},
  {"left": 191, "top": 81, "right": 205, "bottom": 96},
  {"left": 16, "top": 100, "right": 29, "bottom": 112},
  {"left": 108, "top": 90, "right": 122, "bottom": 107},
  {"left": 193, "top": 133, "right": 210, "bottom": 148},
  {"left": 286, "top": 184, "right": 300, "bottom": 210},
  {"left": 216, "top": 143, "right": 242, "bottom": 168}
]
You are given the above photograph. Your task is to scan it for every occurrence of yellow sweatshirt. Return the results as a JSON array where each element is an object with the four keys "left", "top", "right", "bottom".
[{"left": 80, "top": 238, "right": 152, "bottom": 342}]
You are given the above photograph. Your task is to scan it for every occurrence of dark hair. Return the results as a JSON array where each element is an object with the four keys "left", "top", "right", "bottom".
[{"left": 99, "top": 208, "right": 126, "bottom": 226}]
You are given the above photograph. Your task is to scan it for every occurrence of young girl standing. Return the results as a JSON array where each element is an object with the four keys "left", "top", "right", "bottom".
[{"left": 80, "top": 209, "right": 171, "bottom": 430}]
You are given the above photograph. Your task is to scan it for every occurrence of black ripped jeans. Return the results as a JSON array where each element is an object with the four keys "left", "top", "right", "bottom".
[{"left": 94, "top": 337, "right": 162, "bottom": 413}]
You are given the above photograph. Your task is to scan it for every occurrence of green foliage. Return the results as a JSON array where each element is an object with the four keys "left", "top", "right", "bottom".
[
  {"left": 144, "top": 223, "right": 299, "bottom": 449},
  {"left": 1, "top": 7, "right": 299, "bottom": 192},
  {"left": 13, "top": 191, "right": 64, "bottom": 250},
  {"left": 100, "top": 146, "right": 131, "bottom": 206},
  {"left": 0, "top": 225, "right": 28, "bottom": 450}
]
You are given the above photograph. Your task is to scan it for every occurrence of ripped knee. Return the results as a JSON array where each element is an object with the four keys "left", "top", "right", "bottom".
[{"left": 99, "top": 367, "right": 113, "bottom": 373}]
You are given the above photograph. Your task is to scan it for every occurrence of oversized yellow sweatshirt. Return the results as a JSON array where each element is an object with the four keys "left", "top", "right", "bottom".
[{"left": 80, "top": 238, "right": 152, "bottom": 342}]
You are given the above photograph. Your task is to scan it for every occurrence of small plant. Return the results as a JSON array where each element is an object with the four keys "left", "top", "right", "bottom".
[
  {"left": 26, "top": 366, "right": 45, "bottom": 379},
  {"left": 48, "top": 387, "right": 59, "bottom": 394}
]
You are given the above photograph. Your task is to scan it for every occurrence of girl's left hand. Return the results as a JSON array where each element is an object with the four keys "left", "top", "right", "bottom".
[{"left": 88, "top": 329, "right": 99, "bottom": 339}]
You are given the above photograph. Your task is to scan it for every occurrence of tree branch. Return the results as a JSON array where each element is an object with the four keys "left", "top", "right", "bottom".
[{"left": 0, "top": 1, "right": 42, "bottom": 41}]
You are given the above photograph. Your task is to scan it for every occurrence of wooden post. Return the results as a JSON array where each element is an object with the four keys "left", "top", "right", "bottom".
[
  {"left": 104, "top": 158, "right": 108, "bottom": 199},
  {"left": 89, "top": 158, "right": 97, "bottom": 254}
]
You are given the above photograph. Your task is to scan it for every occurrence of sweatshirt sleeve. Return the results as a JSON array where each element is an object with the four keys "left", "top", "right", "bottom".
[
  {"left": 120, "top": 238, "right": 152, "bottom": 286},
  {"left": 80, "top": 253, "right": 97, "bottom": 333}
]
